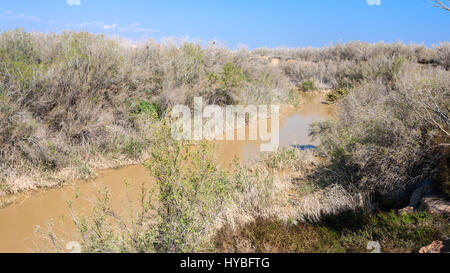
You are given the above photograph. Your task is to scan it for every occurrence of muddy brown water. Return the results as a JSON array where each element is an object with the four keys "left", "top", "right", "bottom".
[{"left": 0, "top": 93, "right": 334, "bottom": 253}]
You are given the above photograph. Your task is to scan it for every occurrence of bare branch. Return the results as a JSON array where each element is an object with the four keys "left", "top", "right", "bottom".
[{"left": 431, "top": 0, "right": 450, "bottom": 11}]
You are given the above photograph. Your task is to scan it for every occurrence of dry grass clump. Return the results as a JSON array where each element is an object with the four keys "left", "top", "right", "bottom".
[{"left": 218, "top": 148, "right": 367, "bottom": 229}]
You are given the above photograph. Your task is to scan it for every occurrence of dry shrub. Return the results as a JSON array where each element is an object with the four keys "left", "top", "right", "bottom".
[
  {"left": 219, "top": 149, "right": 367, "bottom": 229},
  {"left": 258, "top": 42, "right": 450, "bottom": 94},
  {"left": 310, "top": 61, "right": 449, "bottom": 206}
]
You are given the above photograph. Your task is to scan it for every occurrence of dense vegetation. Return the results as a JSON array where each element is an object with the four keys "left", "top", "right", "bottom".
[
  {"left": 1, "top": 29, "right": 448, "bottom": 252},
  {"left": 0, "top": 29, "right": 292, "bottom": 194}
]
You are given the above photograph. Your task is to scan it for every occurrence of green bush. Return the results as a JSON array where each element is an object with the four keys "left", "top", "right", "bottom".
[
  {"left": 265, "top": 148, "right": 297, "bottom": 171},
  {"left": 123, "top": 139, "right": 143, "bottom": 159},
  {"left": 129, "top": 99, "right": 162, "bottom": 119},
  {"left": 299, "top": 80, "right": 317, "bottom": 92},
  {"left": 203, "top": 62, "right": 248, "bottom": 105},
  {"left": 148, "top": 122, "right": 235, "bottom": 252},
  {"left": 0, "top": 28, "right": 38, "bottom": 64},
  {"left": 220, "top": 62, "right": 247, "bottom": 89},
  {"left": 326, "top": 87, "right": 349, "bottom": 103},
  {"left": 181, "top": 42, "right": 204, "bottom": 62}
]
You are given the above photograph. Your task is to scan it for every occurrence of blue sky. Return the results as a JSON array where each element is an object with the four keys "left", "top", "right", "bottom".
[{"left": 0, "top": 0, "right": 449, "bottom": 49}]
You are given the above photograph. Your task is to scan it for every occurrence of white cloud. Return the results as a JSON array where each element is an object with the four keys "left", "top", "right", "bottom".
[
  {"left": 0, "top": 9, "right": 158, "bottom": 36},
  {"left": 103, "top": 23, "right": 119, "bottom": 30},
  {"left": 119, "top": 22, "right": 159, "bottom": 33},
  {"left": 367, "top": 0, "right": 381, "bottom": 6},
  {"left": 71, "top": 21, "right": 159, "bottom": 33},
  {"left": 67, "top": 0, "right": 81, "bottom": 6},
  {"left": 0, "top": 11, "right": 41, "bottom": 22}
]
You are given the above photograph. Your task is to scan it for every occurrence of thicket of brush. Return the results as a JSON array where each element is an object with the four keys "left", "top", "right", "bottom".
[
  {"left": 0, "top": 29, "right": 293, "bottom": 194},
  {"left": 257, "top": 42, "right": 450, "bottom": 89},
  {"left": 309, "top": 56, "right": 449, "bottom": 208}
]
